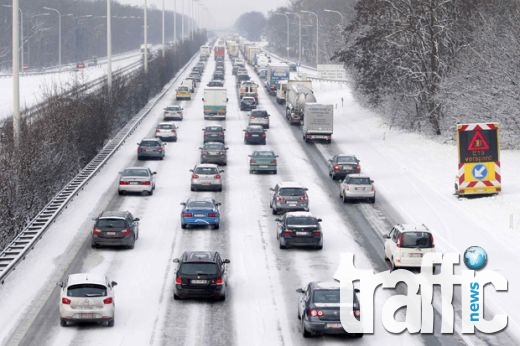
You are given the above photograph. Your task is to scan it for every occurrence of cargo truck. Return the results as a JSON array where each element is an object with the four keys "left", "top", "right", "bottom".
[
  {"left": 285, "top": 84, "right": 316, "bottom": 125},
  {"left": 202, "top": 87, "right": 228, "bottom": 120},
  {"left": 214, "top": 46, "right": 225, "bottom": 61},
  {"left": 266, "top": 64, "right": 290, "bottom": 96},
  {"left": 302, "top": 103, "right": 334, "bottom": 143}
]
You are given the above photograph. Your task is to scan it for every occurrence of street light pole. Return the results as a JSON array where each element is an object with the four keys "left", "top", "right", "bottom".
[
  {"left": 181, "top": 0, "right": 184, "bottom": 40},
  {"left": 107, "top": 0, "right": 112, "bottom": 91},
  {"left": 3, "top": 5, "right": 24, "bottom": 71},
  {"left": 190, "top": 0, "right": 194, "bottom": 40},
  {"left": 173, "top": 0, "right": 177, "bottom": 44},
  {"left": 161, "top": 0, "right": 165, "bottom": 57},
  {"left": 301, "top": 10, "right": 319, "bottom": 67},
  {"left": 144, "top": 0, "right": 148, "bottom": 73},
  {"left": 287, "top": 12, "right": 301, "bottom": 65},
  {"left": 43, "top": 6, "right": 62, "bottom": 68},
  {"left": 323, "top": 9, "right": 345, "bottom": 25},
  {"left": 273, "top": 12, "right": 289, "bottom": 61},
  {"left": 12, "top": 0, "right": 20, "bottom": 148}
]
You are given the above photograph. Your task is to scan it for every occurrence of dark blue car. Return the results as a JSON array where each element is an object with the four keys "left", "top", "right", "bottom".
[{"left": 181, "top": 198, "right": 221, "bottom": 229}]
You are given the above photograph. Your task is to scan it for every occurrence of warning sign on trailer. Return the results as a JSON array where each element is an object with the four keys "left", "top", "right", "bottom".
[{"left": 458, "top": 124, "right": 499, "bottom": 163}]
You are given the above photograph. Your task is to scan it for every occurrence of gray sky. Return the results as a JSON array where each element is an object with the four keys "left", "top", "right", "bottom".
[{"left": 115, "top": 0, "right": 288, "bottom": 29}]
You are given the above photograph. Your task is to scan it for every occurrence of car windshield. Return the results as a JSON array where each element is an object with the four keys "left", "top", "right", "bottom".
[
  {"left": 165, "top": 106, "right": 180, "bottom": 111},
  {"left": 337, "top": 156, "right": 357, "bottom": 163},
  {"left": 243, "top": 98, "right": 255, "bottom": 103},
  {"left": 313, "top": 289, "right": 340, "bottom": 303},
  {"left": 287, "top": 217, "right": 318, "bottom": 226},
  {"left": 348, "top": 177, "right": 371, "bottom": 185},
  {"left": 187, "top": 201, "right": 214, "bottom": 209},
  {"left": 279, "top": 188, "right": 305, "bottom": 196},
  {"left": 67, "top": 284, "right": 107, "bottom": 297},
  {"left": 158, "top": 124, "right": 174, "bottom": 129},
  {"left": 140, "top": 141, "right": 160, "bottom": 147},
  {"left": 204, "top": 143, "right": 224, "bottom": 150},
  {"left": 402, "top": 232, "right": 434, "bottom": 248},
  {"left": 179, "top": 263, "right": 218, "bottom": 275},
  {"left": 122, "top": 169, "right": 149, "bottom": 177},
  {"left": 96, "top": 219, "right": 127, "bottom": 228},
  {"left": 194, "top": 167, "right": 218, "bottom": 175},
  {"left": 253, "top": 151, "right": 274, "bottom": 157}
]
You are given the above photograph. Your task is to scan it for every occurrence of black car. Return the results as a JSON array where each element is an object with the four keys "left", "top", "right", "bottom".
[
  {"left": 213, "top": 71, "right": 225, "bottom": 80},
  {"left": 243, "top": 125, "right": 266, "bottom": 144},
  {"left": 91, "top": 211, "right": 140, "bottom": 249},
  {"left": 200, "top": 142, "right": 228, "bottom": 165},
  {"left": 203, "top": 125, "right": 225, "bottom": 143},
  {"left": 189, "top": 72, "right": 201, "bottom": 82},
  {"left": 240, "top": 96, "right": 257, "bottom": 111},
  {"left": 207, "top": 80, "right": 224, "bottom": 87},
  {"left": 297, "top": 281, "right": 362, "bottom": 338},
  {"left": 327, "top": 154, "right": 361, "bottom": 180},
  {"left": 173, "top": 251, "right": 230, "bottom": 300},
  {"left": 276, "top": 211, "right": 323, "bottom": 249}
]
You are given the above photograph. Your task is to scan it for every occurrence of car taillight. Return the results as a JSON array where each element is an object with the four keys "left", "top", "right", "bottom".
[
  {"left": 215, "top": 174, "right": 221, "bottom": 180},
  {"left": 121, "top": 229, "right": 131, "bottom": 236},
  {"left": 276, "top": 196, "right": 285, "bottom": 202},
  {"left": 175, "top": 277, "right": 182, "bottom": 284},
  {"left": 156, "top": 129, "right": 160, "bottom": 133},
  {"left": 93, "top": 228, "right": 102, "bottom": 235},
  {"left": 119, "top": 181, "right": 129, "bottom": 185},
  {"left": 311, "top": 231, "right": 321, "bottom": 236},
  {"left": 396, "top": 233, "right": 404, "bottom": 248},
  {"left": 192, "top": 174, "right": 199, "bottom": 179},
  {"left": 271, "top": 159, "right": 277, "bottom": 164},
  {"left": 203, "top": 131, "right": 209, "bottom": 136},
  {"left": 333, "top": 164, "right": 340, "bottom": 171},
  {"left": 138, "top": 148, "right": 145, "bottom": 152},
  {"left": 281, "top": 230, "right": 293, "bottom": 237},
  {"left": 309, "top": 309, "right": 324, "bottom": 317},
  {"left": 261, "top": 133, "right": 266, "bottom": 138},
  {"left": 62, "top": 297, "right": 71, "bottom": 305},
  {"left": 171, "top": 129, "right": 176, "bottom": 133},
  {"left": 299, "top": 195, "right": 308, "bottom": 201},
  {"left": 355, "top": 164, "right": 361, "bottom": 173},
  {"left": 182, "top": 212, "right": 193, "bottom": 217},
  {"left": 208, "top": 212, "right": 218, "bottom": 217},
  {"left": 250, "top": 159, "right": 256, "bottom": 164},
  {"left": 215, "top": 277, "right": 224, "bottom": 285},
  {"left": 245, "top": 133, "right": 251, "bottom": 137},
  {"left": 103, "top": 297, "right": 113, "bottom": 304},
  {"left": 353, "top": 310, "right": 361, "bottom": 317},
  {"left": 141, "top": 181, "right": 151, "bottom": 185}
]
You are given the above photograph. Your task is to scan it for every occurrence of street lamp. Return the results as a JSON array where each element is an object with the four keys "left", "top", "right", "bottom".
[
  {"left": 161, "top": 0, "right": 165, "bottom": 57},
  {"left": 181, "top": 0, "right": 184, "bottom": 40},
  {"left": 143, "top": 0, "right": 148, "bottom": 73},
  {"left": 107, "top": 0, "right": 112, "bottom": 91},
  {"left": 286, "top": 12, "right": 301, "bottom": 65},
  {"left": 11, "top": 0, "right": 20, "bottom": 148},
  {"left": 173, "top": 0, "right": 177, "bottom": 44},
  {"left": 2, "top": 5, "right": 24, "bottom": 70},
  {"left": 273, "top": 12, "right": 289, "bottom": 61},
  {"left": 323, "top": 9, "right": 344, "bottom": 26},
  {"left": 42, "top": 6, "right": 63, "bottom": 68},
  {"left": 300, "top": 10, "right": 319, "bottom": 67}
]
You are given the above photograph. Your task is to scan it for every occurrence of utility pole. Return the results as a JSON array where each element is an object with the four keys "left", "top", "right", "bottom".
[
  {"left": 144, "top": 0, "right": 148, "bottom": 73},
  {"left": 173, "top": 0, "right": 177, "bottom": 44},
  {"left": 161, "top": 0, "right": 165, "bottom": 57},
  {"left": 107, "top": 0, "right": 112, "bottom": 91},
  {"left": 12, "top": 0, "right": 20, "bottom": 148}
]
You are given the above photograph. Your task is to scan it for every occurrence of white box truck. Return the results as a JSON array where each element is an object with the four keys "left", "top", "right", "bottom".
[
  {"left": 302, "top": 103, "right": 334, "bottom": 143},
  {"left": 203, "top": 87, "right": 228, "bottom": 120}
]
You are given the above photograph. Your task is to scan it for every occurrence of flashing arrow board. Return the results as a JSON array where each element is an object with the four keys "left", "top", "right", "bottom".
[{"left": 457, "top": 123, "right": 499, "bottom": 163}]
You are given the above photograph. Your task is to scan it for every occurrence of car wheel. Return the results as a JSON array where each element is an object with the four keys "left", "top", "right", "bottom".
[
  {"left": 272, "top": 208, "right": 277, "bottom": 215},
  {"left": 218, "top": 294, "right": 226, "bottom": 301},
  {"left": 279, "top": 239, "right": 287, "bottom": 249},
  {"left": 316, "top": 244, "right": 323, "bottom": 250},
  {"left": 181, "top": 223, "right": 187, "bottom": 229},
  {"left": 213, "top": 224, "right": 220, "bottom": 230},
  {"left": 173, "top": 293, "right": 181, "bottom": 300},
  {"left": 91, "top": 242, "right": 97, "bottom": 249},
  {"left": 249, "top": 170, "right": 254, "bottom": 174},
  {"left": 391, "top": 258, "right": 397, "bottom": 271},
  {"left": 218, "top": 186, "right": 222, "bottom": 192},
  {"left": 148, "top": 189, "right": 154, "bottom": 196},
  {"left": 342, "top": 193, "right": 348, "bottom": 204},
  {"left": 353, "top": 333, "right": 363, "bottom": 338},
  {"left": 302, "top": 318, "right": 312, "bottom": 338},
  {"left": 191, "top": 186, "right": 195, "bottom": 192},
  {"left": 60, "top": 318, "right": 68, "bottom": 327},
  {"left": 118, "top": 190, "right": 124, "bottom": 196},
  {"left": 128, "top": 239, "right": 135, "bottom": 249},
  {"left": 331, "top": 173, "right": 336, "bottom": 180},
  {"left": 369, "top": 197, "right": 376, "bottom": 203},
  {"left": 107, "top": 318, "right": 114, "bottom": 327}
]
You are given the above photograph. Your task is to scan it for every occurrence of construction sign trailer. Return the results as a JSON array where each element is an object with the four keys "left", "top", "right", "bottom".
[{"left": 455, "top": 122, "right": 501, "bottom": 196}]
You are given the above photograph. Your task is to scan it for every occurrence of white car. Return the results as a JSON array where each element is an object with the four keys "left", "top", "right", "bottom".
[
  {"left": 339, "top": 174, "right": 375, "bottom": 203},
  {"left": 248, "top": 109, "right": 270, "bottom": 128},
  {"left": 383, "top": 224, "right": 435, "bottom": 271},
  {"left": 190, "top": 163, "right": 223, "bottom": 191},
  {"left": 155, "top": 122, "right": 178, "bottom": 142},
  {"left": 163, "top": 105, "right": 184, "bottom": 120},
  {"left": 118, "top": 167, "right": 156, "bottom": 196},
  {"left": 58, "top": 273, "right": 117, "bottom": 327}
]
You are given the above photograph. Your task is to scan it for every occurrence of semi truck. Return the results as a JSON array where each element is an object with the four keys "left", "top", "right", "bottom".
[
  {"left": 266, "top": 64, "right": 290, "bottom": 96},
  {"left": 202, "top": 87, "right": 228, "bottom": 120},
  {"left": 302, "top": 103, "right": 334, "bottom": 143},
  {"left": 214, "top": 46, "right": 225, "bottom": 61},
  {"left": 276, "top": 79, "right": 312, "bottom": 105},
  {"left": 227, "top": 41, "right": 239, "bottom": 58},
  {"left": 285, "top": 84, "right": 316, "bottom": 125}
]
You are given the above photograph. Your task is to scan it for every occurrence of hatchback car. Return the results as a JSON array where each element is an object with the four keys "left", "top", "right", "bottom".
[
  {"left": 190, "top": 163, "right": 223, "bottom": 191},
  {"left": 163, "top": 105, "right": 183, "bottom": 121},
  {"left": 118, "top": 167, "right": 156, "bottom": 195},
  {"left": 249, "top": 150, "right": 277, "bottom": 174},
  {"left": 213, "top": 71, "right": 225, "bottom": 80},
  {"left": 91, "top": 211, "right": 140, "bottom": 249},
  {"left": 243, "top": 125, "right": 266, "bottom": 145},
  {"left": 207, "top": 80, "right": 224, "bottom": 87},
  {"left": 180, "top": 198, "right": 221, "bottom": 229},
  {"left": 176, "top": 86, "right": 191, "bottom": 100},
  {"left": 240, "top": 96, "right": 257, "bottom": 111},
  {"left": 339, "top": 174, "right": 375, "bottom": 203},
  {"left": 249, "top": 109, "right": 270, "bottom": 128},
  {"left": 137, "top": 138, "right": 165, "bottom": 160},
  {"left": 155, "top": 122, "right": 178, "bottom": 142},
  {"left": 58, "top": 273, "right": 117, "bottom": 327},
  {"left": 200, "top": 142, "right": 228, "bottom": 165},
  {"left": 383, "top": 224, "right": 435, "bottom": 271},
  {"left": 203, "top": 125, "right": 225, "bottom": 144},
  {"left": 270, "top": 182, "right": 309, "bottom": 214},
  {"left": 173, "top": 251, "right": 230, "bottom": 301},
  {"left": 296, "top": 281, "right": 362, "bottom": 338},
  {"left": 276, "top": 211, "right": 323, "bottom": 249},
  {"left": 327, "top": 154, "right": 361, "bottom": 180}
]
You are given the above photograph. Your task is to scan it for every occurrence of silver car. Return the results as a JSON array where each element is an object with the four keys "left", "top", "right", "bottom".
[
  {"left": 155, "top": 122, "right": 178, "bottom": 142},
  {"left": 339, "top": 174, "right": 375, "bottom": 203},
  {"left": 137, "top": 138, "right": 165, "bottom": 160},
  {"left": 163, "top": 105, "right": 183, "bottom": 120},
  {"left": 118, "top": 167, "right": 156, "bottom": 196},
  {"left": 190, "top": 163, "right": 223, "bottom": 192},
  {"left": 270, "top": 182, "right": 309, "bottom": 214},
  {"left": 200, "top": 142, "right": 228, "bottom": 165},
  {"left": 249, "top": 109, "right": 270, "bottom": 128}
]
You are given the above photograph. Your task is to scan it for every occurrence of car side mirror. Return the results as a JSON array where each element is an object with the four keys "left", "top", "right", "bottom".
[
  {"left": 248, "top": 155, "right": 252, "bottom": 157},
  {"left": 57, "top": 281, "right": 64, "bottom": 288},
  {"left": 354, "top": 288, "right": 360, "bottom": 293},
  {"left": 173, "top": 258, "right": 180, "bottom": 263},
  {"left": 270, "top": 187, "right": 274, "bottom": 191},
  {"left": 219, "top": 169, "right": 224, "bottom": 173},
  {"left": 152, "top": 172, "right": 157, "bottom": 175},
  {"left": 370, "top": 180, "right": 374, "bottom": 183},
  {"left": 201, "top": 98, "right": 204, "bottom": 101},
  {"left": 180, "top": 202, "right": 186, "bottom": 206},
  {"left": 111, "top": 281, "right": 118, "bottom": 287},
  {"left": 296, "top": 288, "right": 304, "bottom": 293},
  {"left": 198, "top": 147, "right": 203, "bottom": 150},
  {"left": 383, "top": 234, "right": 390, "bottom": 239},
  {"left": 225, "top": 147, "right": 229, "bottom": 150},
  {"left": 134, "top": 218, "right": 140, "bottom": 222},
  {"left": 216, "top": 202, "right": 221, "bottom": 206},
  {"left": 223, "top": 259, "right": 230, "bottom": 264},
  {"left": 317, "top": 218, "right": 322, "bottom": 222},
  {"left": 189, "top": 169, "right": 194, "bottom": 172}
]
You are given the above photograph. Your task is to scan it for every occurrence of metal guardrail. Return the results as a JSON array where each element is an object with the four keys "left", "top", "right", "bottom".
[{"left": 0, "top": 52, "right": 198, "bottom": 284}]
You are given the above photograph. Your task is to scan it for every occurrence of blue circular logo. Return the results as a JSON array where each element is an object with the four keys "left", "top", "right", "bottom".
[{"left": 463, "top": 246, "right": 487, "bottom": 270}]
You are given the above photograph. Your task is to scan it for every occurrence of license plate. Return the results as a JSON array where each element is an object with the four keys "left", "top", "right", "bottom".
[
  {"left": 194, "top": 214, "right": 205, "bottom": 217},
  {"left": 80, "top": 313, "right": 95, "bottom": 319},
  {"left": 296, "top": 231, "right": 309, "bottom": 236},
  {"left": 191, "top": 280, "right": 208, "bottom": 284},
  {"left": 106, "top": 232, "right": 116, "bottom": 236},
  {"left": 409, "top": 253, "right": 423, "bottom": 258},
  {"left": 326, "top": 323, "right": 342, "bottom": 329},
  {"left": 259, "top": 165, "right": 268, "bottom": 168},
  {"left": 209, "top": 152, "right": 218, "bottom": 155},
  {"left": 288, "top": 202, "right": 297, "bottom": 206},
  {"left": 252, "top": 134, "right": 259, "bottom": 137},
  {"left": 129, "top": 181, "right": 139, "bottom": 185}
]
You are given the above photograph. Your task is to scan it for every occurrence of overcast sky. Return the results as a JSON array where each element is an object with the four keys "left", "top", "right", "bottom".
[{"left": 114, "top": 0, "right": 288, "bottom": 29}]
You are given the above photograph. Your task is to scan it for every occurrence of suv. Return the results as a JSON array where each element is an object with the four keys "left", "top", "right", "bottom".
[
  {"left": 91, "top": 211, "right": 140, "bottom": 249},
  {"left": 173, "top": 251, "right": 230, "bottom": 300},
  {"left": 249, "top": 109, "right": 270, "bottom": 128},
  {"left": 339, "top": 174, "right": 375, "bottom": 203},
  {"left": 203, "top": 125, "right": 225, "bottom": 144},
  {"left": 276, "top": 211, "right": 323, "bottom": 249},
  {"left": 383, "top": 224, "right": 435, "bottom": 271},
  {"left": 270, "top": 182, "right": 309, "bottom": 214},
  {"left": 58, "top": 273, "right": 117, "bottom": 327}
]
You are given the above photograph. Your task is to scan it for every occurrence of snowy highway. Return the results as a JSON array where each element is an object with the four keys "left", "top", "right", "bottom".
[{"left": 0, "top": 48, "right": 518, "bottom": 346}]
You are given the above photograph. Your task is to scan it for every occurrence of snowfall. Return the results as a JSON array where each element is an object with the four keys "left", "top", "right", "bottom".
[{"left": 0, "top": 47, "right": 518, "bottom": 346}]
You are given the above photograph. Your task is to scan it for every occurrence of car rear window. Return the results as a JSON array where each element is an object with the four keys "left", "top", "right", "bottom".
[
  {"left": 204, "top": 143, "right": 224, "bottom": 150},
  {"left": 158, "top": 124, "right": 174, "bottom": 129},
  {"left": 194, "top": 167, "right": 218, "bottom": 175},
  {"left": 337, "top": 156, "right": 357, "bottom": 163},
  {"left": 402, "top": 232, "right": 434, "bottom": 248},
  {"left": 247, "top": 127, "right": 263, "bottom": 132},
  {"left": 348, "top": 177, "right": 371, "bottom": 185},
  {"left": 287, "top": 217, "right": 318, "bottom": 226},
  {"left": 122, "top": 169, "right": 149, "bottom": 177},
  {"left": 67, "top": 284, "right": 107, "bottom": 297},
  {"left": 165, "top": 106, "right": 180, "bottom": 111},
  {"left": 206, "top": 127, "right": 223, "bottom": 132},
  {"left": 179, "top": 263, "right": 218, "bottom": 275},
  {"left": 140, "top": 141, "right": 160, "bottom": 147},
  {"left": 96, "top": 219, "right": 128, "bottom": 228},
  {"left": 254, "top": 151, "right": 274, "bottom": 157},
  {"left": 279, "top": 188, "right": 305, "bottom": 196},
  {"left": 313, "top": 289, "right": 340, "bottom": 303},
  {"left": 187, "top": 201, "right": 214, "bottom": 209}
]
